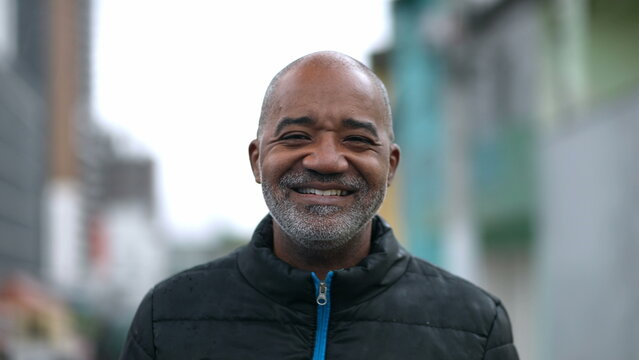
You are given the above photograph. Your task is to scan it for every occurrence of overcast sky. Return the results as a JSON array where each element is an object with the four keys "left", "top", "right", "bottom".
[{"left": 93, "top": 0, "right": 393, "bottom": 239}]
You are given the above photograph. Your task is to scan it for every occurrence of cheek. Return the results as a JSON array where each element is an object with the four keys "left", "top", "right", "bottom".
[
  {"left": 259, "top": 150, "right": 303, "bottom": 182},
  {"left": 351, "top": 155, "right": 390, "bottom": 187}
]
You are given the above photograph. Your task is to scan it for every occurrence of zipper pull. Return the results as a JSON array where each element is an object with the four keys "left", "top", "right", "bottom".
[{"left": 316, "top": 281, "right": 327, "bottom": 305}]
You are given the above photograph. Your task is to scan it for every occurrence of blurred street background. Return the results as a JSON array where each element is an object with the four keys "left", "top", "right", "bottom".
[{"left": 1, "top": 0, "right": 638, "bottom": 359}]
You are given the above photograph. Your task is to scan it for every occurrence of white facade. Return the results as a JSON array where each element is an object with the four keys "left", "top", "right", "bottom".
[
  {"left": 0, "top": 0, "right": 15, "bottom": 66},
  {"left": 45, "top": 181, "right": 84, "bottom": 292},
  {"left": 90, "top": 202, "right": 167, "bottom": 312},
  {"left": 539, "top": 90, "right": 639, "bottom": 360}
]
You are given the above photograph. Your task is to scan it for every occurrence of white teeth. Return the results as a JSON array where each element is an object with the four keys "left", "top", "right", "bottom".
[{"left": 298, "top": 188, "right": 348, "bottom": 196}]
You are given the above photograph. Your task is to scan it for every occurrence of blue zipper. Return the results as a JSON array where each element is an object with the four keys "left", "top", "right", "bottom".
[{"left": 311, "top": 271, "right": 334, "bottom": 360}]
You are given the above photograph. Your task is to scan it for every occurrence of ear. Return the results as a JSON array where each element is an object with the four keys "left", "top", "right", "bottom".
[
  {"left": 387, "top": 143, "right": 400, "bottom": 186},
  {"left": 248, "top": 139, "right": 261, "bottom": 184}
]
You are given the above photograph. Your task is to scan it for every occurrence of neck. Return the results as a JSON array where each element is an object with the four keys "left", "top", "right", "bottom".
[{"left": 272, "top": 221, "right": 372, "bottom": 280}]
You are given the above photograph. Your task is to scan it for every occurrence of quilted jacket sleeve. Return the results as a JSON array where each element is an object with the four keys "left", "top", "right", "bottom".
[
  {"left": 483, "top": 302, "right": 519, "bottom": 360},
  {"left": 119, "top": 289, "right": 155, "bottom": 360}
]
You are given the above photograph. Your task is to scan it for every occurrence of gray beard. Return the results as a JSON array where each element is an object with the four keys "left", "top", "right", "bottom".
[{"left": 262, "top": 170, "right": 386, "bottom": 251}]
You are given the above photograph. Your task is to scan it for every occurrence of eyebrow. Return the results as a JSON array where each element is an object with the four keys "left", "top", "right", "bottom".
[{"left": 274, "top": 116, "right": 314, "bottom": 137}]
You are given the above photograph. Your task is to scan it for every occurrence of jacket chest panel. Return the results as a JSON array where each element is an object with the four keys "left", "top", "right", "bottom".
[
  {"left": 326, "top": 321, "right": 486, "bottom": 360},
  {"left": 154, "top": 319, "right": 314, "bottom": 360}
]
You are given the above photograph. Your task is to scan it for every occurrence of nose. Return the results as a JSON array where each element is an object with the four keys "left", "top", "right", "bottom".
[{"left": 302, "top": 135, "right": 349, "bottom": 175}]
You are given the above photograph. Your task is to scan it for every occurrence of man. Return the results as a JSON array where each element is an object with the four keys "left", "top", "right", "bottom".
[{"left": 120, "top": 51, "right": 518, "bottom": 359}]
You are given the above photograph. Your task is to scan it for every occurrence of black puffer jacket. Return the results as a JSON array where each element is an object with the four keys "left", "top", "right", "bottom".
[{"left": 120, "top": 215, "right": 518, "bottom": 359}]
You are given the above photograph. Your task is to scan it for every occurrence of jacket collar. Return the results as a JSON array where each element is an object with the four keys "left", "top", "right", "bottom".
[{"left": 237, "top": 215, "right": 410, "bottom": 313}]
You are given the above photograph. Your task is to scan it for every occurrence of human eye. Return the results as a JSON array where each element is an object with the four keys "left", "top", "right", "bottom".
[
  {"left": 279, "top": 132, "right": 311, "bottom": 143},
  {"left": 344, "top": 135, "right": 376, "bottom": 145}
]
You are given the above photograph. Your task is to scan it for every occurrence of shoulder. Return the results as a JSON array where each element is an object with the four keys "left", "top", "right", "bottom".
[
  {"left": 406, "top": 255, "right": 501, "bottom": 305},
  {"left": 120, "top": 250, "right": 247, "bottom": 359},
  {"left": 402, "top": 258, "right": 518, "bottom": 355},
  {"left": 389, "top": 254, "right": 505, "bottom": 336}
]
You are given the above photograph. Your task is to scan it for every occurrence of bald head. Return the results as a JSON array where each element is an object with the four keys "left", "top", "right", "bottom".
[{"left": 257, "top": 51, "right": 393, "bottom": 140}]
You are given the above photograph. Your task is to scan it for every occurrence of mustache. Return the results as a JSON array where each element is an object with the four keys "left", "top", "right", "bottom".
[{"left": 279, "top": 170, "right": 366, "bottom": 189}]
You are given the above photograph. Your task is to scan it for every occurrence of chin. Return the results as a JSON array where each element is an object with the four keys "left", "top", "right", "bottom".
[{"left": 279, "top": 213, "right": 366, "bottom": 246}]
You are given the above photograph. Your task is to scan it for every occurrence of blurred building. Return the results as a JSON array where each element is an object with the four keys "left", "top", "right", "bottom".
[
  {"left": 0, "top": 0, "right": 47, "bottom": 281},
  {"left": 538, "top": 1, "right": 639, "bottom": 359},
  {"left": 86, "top": 138, "right": 167, "bottom": 315},
  {"left": 1, "top": 0, "right": 169, "bottom": 356},
  {"left": 0, "top": 0, "right": 95, "bottom": 292},
  {"left": 45, "top": 0, "right": 93, "bottom": 293},
  {"left": 378, "top": 0, "right": 639, "bottom": 359}
]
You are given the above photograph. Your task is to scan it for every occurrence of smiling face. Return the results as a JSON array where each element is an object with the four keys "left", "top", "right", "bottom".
[{"left": 249, "top": 57, "right": 400, "bottom": 251}]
